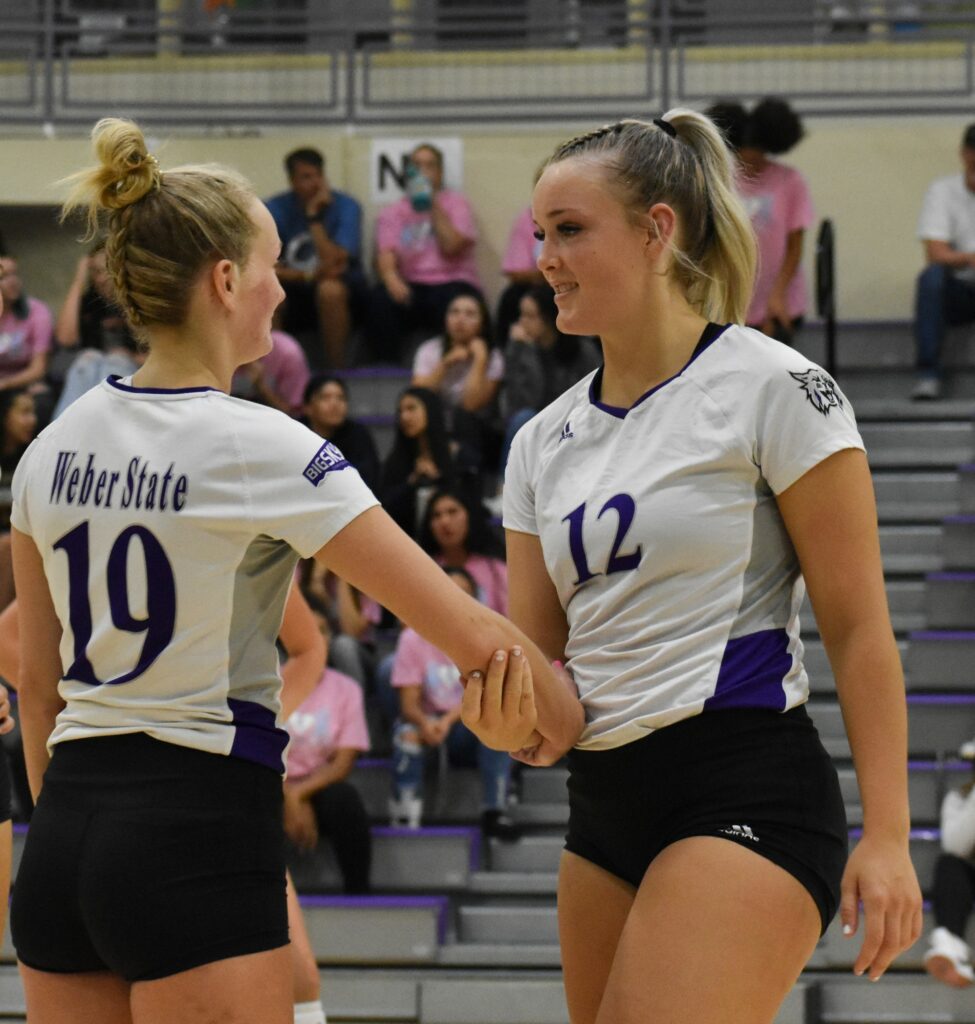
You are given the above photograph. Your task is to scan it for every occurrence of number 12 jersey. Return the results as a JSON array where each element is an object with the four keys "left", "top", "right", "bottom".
[{"left": 503, "top": 323, "right": 864, "bottom": 751}]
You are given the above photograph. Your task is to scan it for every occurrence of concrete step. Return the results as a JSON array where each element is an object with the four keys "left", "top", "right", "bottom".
[
  {"left": 0, "top": 891, "right": 449, "bottom": 966},
  {"left": 288, "top": 826, "right": 480, "bottom": 892},
  {"left": 817, "top": 970, "right": 975, "bottom": 1022},
  {"left": 871, "top": 471, "right": 959, "bottom": 523},
  {"left": 942, "top": 515, "right": 975, "bottom": 569},
  {"left": 925, "top": 572, "right": 975, "bottom": 628},
  {"left": 419, "top": 975, "right": 816, "bottom": 1024},
  {"left": 878, "top": 525, "right": 943, "bottom": 574},
  {"left": 810, "top": 695, "right": 975, "bottom": 758},
  {"left": 839, "top": 367, "right": 975, "bottom": 402},
  {"left": 860, "top": 422, "right": 975, "bottom": 469},
  {"left": 802, "top": 639, "right": 910, "bottom": 694},
  {"left": 347, "top": 758, "right": 491, "bottom": 825},
  {"left": 905, "top": 630, "right": 975, "bottom": 688},
  {"left": 801, "top": 581, "right": 925, "bottom": 637},
  {"left": 960, "top": 463, "right": 975, "bottom": 514},
  {"left": 341, "top": 366, "right": 411, "bottom": 418}
]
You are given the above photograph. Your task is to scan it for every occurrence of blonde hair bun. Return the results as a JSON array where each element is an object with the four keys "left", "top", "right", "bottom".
[{"left": 90, "top": 117, "right": 161, "bottom": 211}]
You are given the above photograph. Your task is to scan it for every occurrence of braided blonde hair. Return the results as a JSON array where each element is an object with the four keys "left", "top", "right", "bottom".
[
  {"left": 548, "top": 110, "right": 756, "bottom": 325},
  {"left": 60, "top": 118, "right": 258, "bottom": 335}
]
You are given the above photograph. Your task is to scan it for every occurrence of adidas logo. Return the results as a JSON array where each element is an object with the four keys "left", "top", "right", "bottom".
[
  {"left": 558, "top": 421, "right": 574, "bottom": 444},
  {"left": 719, "top": 824, "right": 759, "bottom": 843}
]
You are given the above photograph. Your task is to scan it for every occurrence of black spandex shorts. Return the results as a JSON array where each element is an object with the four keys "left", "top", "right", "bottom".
[
  {"left": 11, "top": 733, "right": 288, "bottom": 982},
  {"left": 565, "top": 705, "right": 848, "bottom": 934}
]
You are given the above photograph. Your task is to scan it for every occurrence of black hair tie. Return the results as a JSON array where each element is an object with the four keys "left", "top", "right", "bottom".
[{"left": 653, "top": 117, "right": 677, "bottom": 138}]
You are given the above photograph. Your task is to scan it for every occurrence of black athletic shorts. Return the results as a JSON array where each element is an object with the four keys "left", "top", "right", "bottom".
[
  {"left": 11, "top": 733, "right": 288, "bottom": 982},
  {"left": 564, "top": 705, "right": 848, "bottom": 934}
]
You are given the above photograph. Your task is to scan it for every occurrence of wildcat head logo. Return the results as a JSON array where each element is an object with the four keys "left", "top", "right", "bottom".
[{"left": 789, "top": 368, "right": 843, "bottom": 417}]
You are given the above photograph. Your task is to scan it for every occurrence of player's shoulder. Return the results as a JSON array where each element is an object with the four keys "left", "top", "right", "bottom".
[{"left": 696, "top": 324, "right": 829, "bottom": 388}]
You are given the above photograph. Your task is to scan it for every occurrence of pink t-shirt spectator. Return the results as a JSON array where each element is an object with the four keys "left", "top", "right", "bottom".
[
  {"left": 737, "top": 161, "right": 815, "bottom": 325},
  {"left": 376, "top": 191, "right": 481, "bottom": 289},
  {"left": 285, "top": 668, "right": 370, "bottom": 779},
  {"left": 412, "top": 337, "right": 504, "bottom": 410},
  {"left": 0, "top": 297, "right": 53, "bottom": 375},
  {"left": 502, "top": 206, "right": 543, "bottom": 275},
  {"left": 232, "top": 329, "right": 309, "bottom": 415},
  {"left": 435, "top": 553, "right": 507, "bottom": 616},
  {"left": 391, "top": 628, "right": 463, "bottom": 716}
]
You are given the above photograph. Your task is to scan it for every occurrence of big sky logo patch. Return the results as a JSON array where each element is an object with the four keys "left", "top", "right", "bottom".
[{"left": 303, "top": 441, "right": 350, "bottom": 486}]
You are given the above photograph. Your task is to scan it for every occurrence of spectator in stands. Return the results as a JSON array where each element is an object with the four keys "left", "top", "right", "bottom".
[
  {"left": 495, "top": 186, "right": 546, "bottom": 345},
  {"left": 412, "top": 290, "right": 503, "bottom": 477},
  {"left": 284, "top": 663, "right": 372, "bottom": 895},
  {"left": 0, "top": 388, "right": 38, "bottom": 610},
  {"left": 389, "top": 565, "right": 519, "bottom": 839},
  {"left": 911, "top": 122, "right": 975, "bottom": 400},
  {"left": 265, "top": 147, "right": 365, "bottom": 370},
  {"left": 419, "top": 486, "right": 507, "bottom": 616},
  {"left": 923, "top": 744, "right": 975, "bottom": 988},
  {"left": 368, "top": 143, "right": 482, "bottom": 363},
  {"left": 379, "top": 386, "right": 453, "bottom": 538},
  {"left": 51, "top": 240, "right": 141, "bottom": 417},
  {"left": 707, "top": 98, "right": 814, "bottom": 345},
  {"left": 500, "top": 284, "right": 601, "bottom": 471},
  {"left": 231, "top": 328, "right": 310, "bottom": 416},
  {"left": 0, "top": 256, "right": 53, "bottom": 394},
  {"left": 303, "top": 374, "right": 380, "bottom": 492}
]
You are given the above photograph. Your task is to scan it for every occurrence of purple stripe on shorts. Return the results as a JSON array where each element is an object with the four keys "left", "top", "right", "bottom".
[{"left": 703, "top": 628, "right": 791, "bottom": 712}]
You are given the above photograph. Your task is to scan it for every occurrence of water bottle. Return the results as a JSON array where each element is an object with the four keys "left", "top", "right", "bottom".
[{"left": 405, "top": 163, "right": 433, "bottom": 213}]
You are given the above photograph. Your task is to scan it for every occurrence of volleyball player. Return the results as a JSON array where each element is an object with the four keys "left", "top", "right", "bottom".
[
  {"left": 9, "top": 119, "right": 582, "bottom": 1024},
  {"left": 488, "top": 112, "right": 922, "bottom": 1023}
]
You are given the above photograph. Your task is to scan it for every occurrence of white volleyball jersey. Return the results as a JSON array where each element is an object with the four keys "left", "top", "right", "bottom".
[
  {"left": 504, "top": 323, "right": 864, "bottom": 751},
  {"left": 11, "top": 376, "right": 378, "bottom": 773}
]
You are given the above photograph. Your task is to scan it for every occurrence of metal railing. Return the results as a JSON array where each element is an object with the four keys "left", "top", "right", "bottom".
[{"left": 2, "top": 1, "right": 975, "bottom": 126}]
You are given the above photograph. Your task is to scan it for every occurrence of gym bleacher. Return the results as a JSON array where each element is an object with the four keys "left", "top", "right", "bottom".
[{"left": 5, "top": 1, "right": 975, "bottom": 1021}]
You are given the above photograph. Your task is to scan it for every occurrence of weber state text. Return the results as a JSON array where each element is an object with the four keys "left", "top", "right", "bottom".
[{"left": 50, "top": 451, "right": 189, "bottom": 513}]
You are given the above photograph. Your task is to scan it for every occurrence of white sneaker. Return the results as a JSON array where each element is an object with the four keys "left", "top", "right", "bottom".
[
  {"left": 911, "top": 376, "right": 942, "bottom": 400},
  {"left": 388, "top": 794, "right": 423, "bottom": 829},
  {"left": 924, "top": 927, "right": 975, "bottom": 988},
  {"left": 960, "top": 737, "right": 975, "bottom": 760}
]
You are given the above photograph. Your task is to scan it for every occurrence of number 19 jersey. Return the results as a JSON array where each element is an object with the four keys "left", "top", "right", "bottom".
[
  {"left": 11, "top": 377, "right": 378, "bottom": 773},
  {"left": 503, "top": 324, "right": 864, "bottom": 751}
]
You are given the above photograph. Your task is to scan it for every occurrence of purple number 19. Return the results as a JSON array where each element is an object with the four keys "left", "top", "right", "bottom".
[{"left": 562, "top": 493, "right": 643, "bottom": 587}]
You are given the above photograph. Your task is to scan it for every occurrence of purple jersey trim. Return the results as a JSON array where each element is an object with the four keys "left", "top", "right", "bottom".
[
  {"left": 703, "top": 628, "right": 792, "bottom": 713},
  {"left": 588, "top": 322, "right": 730, "bottom": 419},
  {"left": 107, "top": 375, "right": 221, "bottom": 396},
  {"left": 228, "top": 697, "right": 289, "bottom": 773}
]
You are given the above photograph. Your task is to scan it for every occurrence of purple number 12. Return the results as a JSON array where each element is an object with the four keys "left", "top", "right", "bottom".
[{"left": 562, "top": 494, "right": 643, "bottom": 586}]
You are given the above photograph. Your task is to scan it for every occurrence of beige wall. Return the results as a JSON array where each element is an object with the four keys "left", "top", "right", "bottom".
[{"left": 0, "top": 116, "right": 969, "bottom": 322}]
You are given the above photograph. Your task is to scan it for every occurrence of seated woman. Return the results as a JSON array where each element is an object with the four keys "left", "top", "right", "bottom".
[
  {"left": 419, "top": 486, "right": 507, "bottom": 615},
  {"left": 302, "top": 374, "right": 380, "bottom": 492},
  {"left": 379, "top": 386, "right": 453, "bottom": 539},
  {"left": 389, "top": 566, "right": 518, "bottom": 839},
  {"left": 924, "top": 740, "right": 975, "bottom": 988},
  {"left": 500, "top": 283, "right": 601, "bottom": 472},
  {"left": 51, "top": 241, "right": 141, "bottom": 418},
  {"left": 0, "top": 388, "right": 38, "bottom": 610},
  {"left": 411, "top": 290, "right": 503, "bottom": 478},
  {"left": 283, "top": 663, "right": 372, "bottom": 895},
  {"left": 0, "top": 256, "right": 53, "bottom": 401}
]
